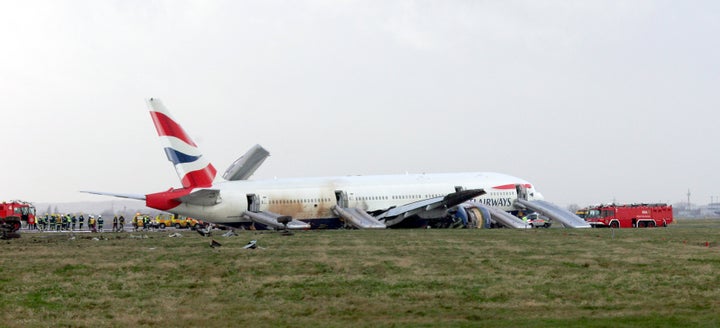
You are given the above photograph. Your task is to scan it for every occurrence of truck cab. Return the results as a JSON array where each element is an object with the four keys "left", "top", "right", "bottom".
[{"left": 0, "top": 201, "right": 36, "bottom": 232}]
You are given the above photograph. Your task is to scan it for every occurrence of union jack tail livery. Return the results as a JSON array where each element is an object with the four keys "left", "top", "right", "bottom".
[{"left": 147, "top": 98, "right": 217, "bottom": 188}]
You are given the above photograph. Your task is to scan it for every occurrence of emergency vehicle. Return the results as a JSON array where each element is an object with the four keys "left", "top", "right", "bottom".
[
  {"left": 523, "top": 213, "right": 552, "bottom": 228},
  {"left": 0, "top": 200, "right": 36, "bottom": 232},
  {"left": 575, "top": 208, "right": 588, "bottom": 219},
  {"left": 150, "top": 214, "right": 199, "bottom": 229},
  {"left": 171, "top": 215, "right": 200, "bottom": 229},
  {"left": 583, "top": 204, "right": 673, "bottom": 228},
  {"left": 154, "top": 214, "right": 173, "bottom": 229}
]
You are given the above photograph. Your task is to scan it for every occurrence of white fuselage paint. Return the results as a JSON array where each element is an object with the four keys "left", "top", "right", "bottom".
[{"left": 168, "top": 172, "right": 543, "bottom": 225}]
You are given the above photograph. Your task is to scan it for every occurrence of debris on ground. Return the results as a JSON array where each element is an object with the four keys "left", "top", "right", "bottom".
[
  {"left": 196, "top": 227, "right": 212, "bottom": 237},
  {"left": 168, "top": 233, "right": 183, "bottom": 238},
  {"left": 243, "top": 240, "right": 258, "bottom": 249},
  {"left": 210, "top": 239, "right": 222, "bottom": 248},
  {"left": 222, "top": 230, "right": 238, "bottom": 237},
  {"left": 129, "top": 234, "right": 148, "bottom": 239}
]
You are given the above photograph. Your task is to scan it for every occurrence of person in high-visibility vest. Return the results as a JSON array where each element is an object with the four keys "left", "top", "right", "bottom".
[
  {"left": 97, "top": 215, "right": 104, "bottom": 232},
  {"left": 118, "top": 215, "right": 125, "bottom": 232},
  {"left": 89, "top": 215, "right": 96, "bottom": 233}
]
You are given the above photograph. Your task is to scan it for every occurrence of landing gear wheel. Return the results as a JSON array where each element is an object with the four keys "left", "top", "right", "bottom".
[{"left": 466, "top": 215, "right": 478, "bottom": 229}]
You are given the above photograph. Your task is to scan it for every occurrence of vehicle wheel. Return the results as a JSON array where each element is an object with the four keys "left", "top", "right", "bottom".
[
  {"left": 174, "top": 223, "right": 181, "bottom": 229},
  {"left": 610, "top": 221, "right": 620, "bottom": 229},
  {"left": 159, "top": 223, "right": 166, "bottom": 229},
  {"left": 543, "top": 223, "right": 550, "bottom": 228}
]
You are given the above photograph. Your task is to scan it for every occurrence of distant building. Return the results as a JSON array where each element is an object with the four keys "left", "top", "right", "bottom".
[
  {"left": 702, "top": 203, "right": 720, "bottom": 217},
  {"left": 673, "top": 202, "right": 720, "bottom": 218}
]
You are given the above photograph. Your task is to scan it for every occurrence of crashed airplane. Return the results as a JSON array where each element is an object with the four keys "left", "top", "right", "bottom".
[{"left": 84, "top": 99, "right": 589, "bottom": 230}]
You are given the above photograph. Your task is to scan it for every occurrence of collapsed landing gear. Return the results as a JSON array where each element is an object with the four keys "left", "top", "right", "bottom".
[{"left": 428, "top": 207, "right": 482, "bottom": 229}]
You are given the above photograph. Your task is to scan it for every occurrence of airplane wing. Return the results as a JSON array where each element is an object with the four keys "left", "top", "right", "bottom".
[
  {"left": 81, "top": 189, "right": 222, "bottom": 207},
  {"left": 80, "top": 191, "right": 146, "bottom": 201},
  {"left": 375, "top": 189, "right": 485, "bottom": 224}
]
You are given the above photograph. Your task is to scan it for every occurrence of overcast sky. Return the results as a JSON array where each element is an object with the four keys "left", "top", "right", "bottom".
[{"left": 1, "top": 1, "right": 718, "bottom": 207}]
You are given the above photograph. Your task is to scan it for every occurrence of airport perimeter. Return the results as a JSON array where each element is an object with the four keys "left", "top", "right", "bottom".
[{"left": 2, "top": 220, "right": 720, "bottom": 327}]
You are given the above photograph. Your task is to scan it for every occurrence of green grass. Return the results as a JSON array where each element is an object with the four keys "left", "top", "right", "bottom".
[{"left": 1, "top": 219, "right": 720, "bottom": 327}]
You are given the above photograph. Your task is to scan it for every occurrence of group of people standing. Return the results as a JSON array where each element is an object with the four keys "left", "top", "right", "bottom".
[{"left": 29, "top": 214, "right": 126, "bottom": 233}]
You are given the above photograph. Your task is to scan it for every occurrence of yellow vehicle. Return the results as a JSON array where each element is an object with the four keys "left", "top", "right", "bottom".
[
  {"left": 575, "top": 208, "right": 588, "bottom": 219},
  {"left": 154, "top": 214, "right": 174, "bottom": 229},
  {"left": 186, "top": 218, "right": 200, "bottom": 229},
  {"left": 169, "top": 214, "right": 199, "bottom": 229}
]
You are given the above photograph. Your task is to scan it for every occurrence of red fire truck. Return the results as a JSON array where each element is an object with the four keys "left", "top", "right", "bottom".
[
  {"left": 584, "top": 203, "right": 673, "bottom": 228},
  {"left": 0, "top": 200, "right": 36, "bottom": 232}
]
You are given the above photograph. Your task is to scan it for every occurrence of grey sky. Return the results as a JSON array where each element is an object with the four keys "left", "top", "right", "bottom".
[{"left": 2, "top": 1, "right": 718, "bottom": 207}]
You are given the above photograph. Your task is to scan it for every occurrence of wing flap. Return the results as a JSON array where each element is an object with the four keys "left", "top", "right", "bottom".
[{"left": 176, "top": 189, "right": 221, "bottom": 206}]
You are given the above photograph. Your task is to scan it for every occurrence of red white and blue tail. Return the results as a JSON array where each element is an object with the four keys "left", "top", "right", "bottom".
[{"left": 147, "top": 98, "right": 217, "bottom": 188}]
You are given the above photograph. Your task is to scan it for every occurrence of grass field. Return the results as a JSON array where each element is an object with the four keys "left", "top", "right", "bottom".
[{"left": 2, "top": 219, "right": 720, "bottom": 327}]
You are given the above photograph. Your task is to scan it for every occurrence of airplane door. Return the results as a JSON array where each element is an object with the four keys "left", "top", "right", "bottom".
[
  {"left": 246, "top": 194, "right": 260, "bottom": 212},
  {"left": 335, "top": 190, "right": 348, "bottom": 208},
  {"left": 515, "top": 184, "right": 528, "bottom": 201}
]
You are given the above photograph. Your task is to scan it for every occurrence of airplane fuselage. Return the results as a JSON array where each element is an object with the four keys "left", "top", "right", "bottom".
[
  {"left": 86, "top": 99, "right": 572, "bottom": 229},
  {"left": 155, "top": 171, "right": 542, "bottom": 228}
]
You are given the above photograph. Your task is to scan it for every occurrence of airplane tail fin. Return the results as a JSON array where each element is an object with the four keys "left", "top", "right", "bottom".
[{"left": 147, "top": 98, "right": 217, "bottom": 188}]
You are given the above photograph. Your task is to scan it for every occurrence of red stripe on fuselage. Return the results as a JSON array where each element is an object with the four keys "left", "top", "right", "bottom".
[
  {"left": 493, "top": 183, "right": 532, "bottom": 190},
  {"left": 150, "top": 111, "right": 198, "bottom": 147}
]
